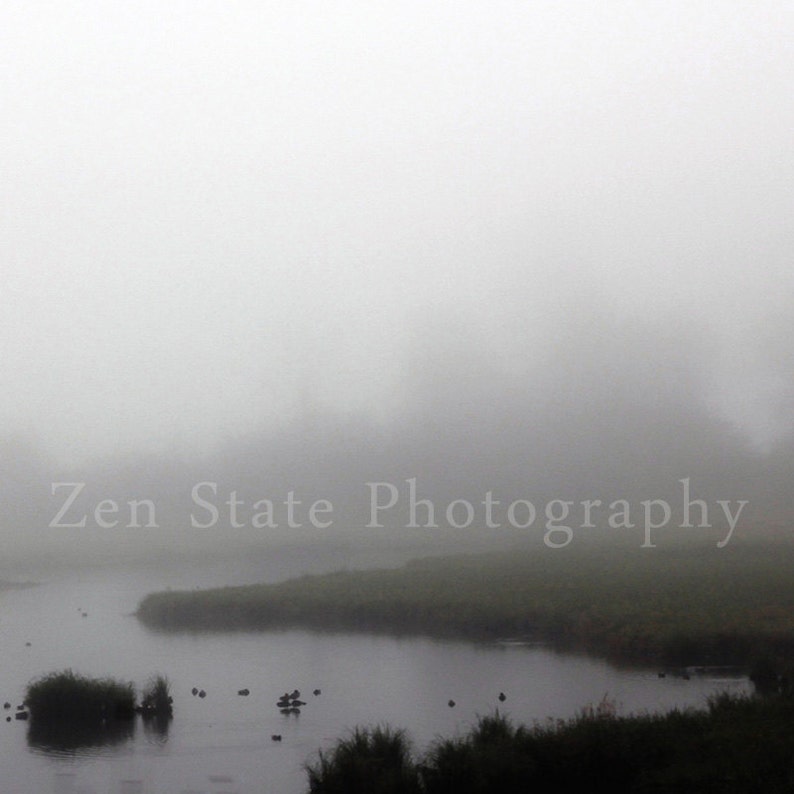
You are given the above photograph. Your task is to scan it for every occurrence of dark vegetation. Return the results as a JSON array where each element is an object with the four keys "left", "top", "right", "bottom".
[
  {"left": 25, "top": 670, "right": 136, "bottom": 722},
  {"left": 137, "top": 539, "right": 794, "bottom": 671},
  {"left": 24, "top": 670, "right": 173, "bottom": 723},
  {"left": 307, "top": 725, "right": 421, "bottom": 794},
  {"left": 307, "top": 694, "right": 794, "bottom": 794},
  {"left": 140, "top": 674, "right": 173, "bottom": 718}
]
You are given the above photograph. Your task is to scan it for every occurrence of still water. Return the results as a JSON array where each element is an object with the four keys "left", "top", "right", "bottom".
[{"left": 0, "top": 550, "right": 750, "bottom": 794}]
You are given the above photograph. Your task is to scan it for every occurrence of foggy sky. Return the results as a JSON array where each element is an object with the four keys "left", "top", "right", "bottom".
[{"left": 1, "top": 2, "right": 792, "bottom": 519}]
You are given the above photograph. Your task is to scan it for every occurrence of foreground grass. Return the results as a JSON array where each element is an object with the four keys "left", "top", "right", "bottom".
[
  {"left": 137, "top": 539, "right": 794, "bottom": 667},
  {"left": 307, "top": 725, "right": 420, "bottom": 794},
  {"left": 307, "top": 695, "right": 794, "bottom": 793}
]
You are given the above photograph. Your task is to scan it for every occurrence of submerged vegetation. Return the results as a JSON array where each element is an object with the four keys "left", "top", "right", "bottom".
[
  {"left": 307, "top": 694, "right": 794, "bottom": 793},
  {"left": 137, "top": 539, "right": 794, "bottom": 668}
]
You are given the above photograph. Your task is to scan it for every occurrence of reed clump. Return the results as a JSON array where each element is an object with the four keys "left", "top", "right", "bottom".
[
  {"left": 139, "top": 674, "right": 173, "bottom": 717},
  {"left": 25, "top": 670, "right": 136, "bottom": 722},
  {"left": 306, "top": 725, "right": 420, "bottom": 794}
]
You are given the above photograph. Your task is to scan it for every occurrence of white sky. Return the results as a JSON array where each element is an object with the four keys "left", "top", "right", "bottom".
[{"left": 1, "top": 1, "right": 792, "bottom": 464}]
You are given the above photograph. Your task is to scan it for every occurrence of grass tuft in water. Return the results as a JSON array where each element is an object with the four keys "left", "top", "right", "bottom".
[
  {"left": 25, "top": 669, "right": 136, "bottom": 722},
  {"left": 140, "top": 674, "right": 173, "bottom": 717}
]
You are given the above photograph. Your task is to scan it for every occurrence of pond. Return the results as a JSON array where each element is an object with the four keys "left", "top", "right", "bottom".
[{"left": 0, "top": 549, "right": 751, "bottom": 794}]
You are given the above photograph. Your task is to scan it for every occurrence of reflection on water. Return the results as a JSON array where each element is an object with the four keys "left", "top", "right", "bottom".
[
  {"left": 28, "top": 711, "right": 172, "bottom": 756},
  {"left": 0, "top": 560, "right": 753, "bottom": 794},
  {"left": 27, "top": 717, "right": 136, "bottom": 757},
  {"left": 141, "top": 712, "right": 171, "bottom": 746}
]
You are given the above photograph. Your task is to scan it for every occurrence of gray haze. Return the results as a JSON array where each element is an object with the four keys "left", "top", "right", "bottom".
[{"left": 1, "top": 2, "right": 793, "bottom": 553}]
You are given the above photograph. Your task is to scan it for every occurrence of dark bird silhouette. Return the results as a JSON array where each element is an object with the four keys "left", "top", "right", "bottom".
[
  {"left": 498, "top": 692, "right": 506, "bottom": 702},
  {"left": 271, "top": 734, "right": 282, "bottom": 741},
  {"left": 448, "top": 700, "right": 456, "bottom": 708},
  {"left": 198, "top": 690, "right": 206, "bottom": 698},
  {"left": 313, "top": 689, "right": 321, "bottom": 696},
  {"left": 238, "top": 689, "right": 250, "bottom": 696}
]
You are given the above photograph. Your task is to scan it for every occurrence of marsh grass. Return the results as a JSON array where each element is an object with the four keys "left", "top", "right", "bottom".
[
  {"left": 140, "top": 674, "right": 173, "bottom": 716},
  {"left": 25, "top": 670, "right": 136, "bottom": 722},
  {"left": 306, "top": 725, "right": 420, "bottom": 794},
  {"left": 309, "top": 695, "right": 794, "bottom": 794},
  {"left": 137, "top": 540, "right": 794, "bottom": 668}
]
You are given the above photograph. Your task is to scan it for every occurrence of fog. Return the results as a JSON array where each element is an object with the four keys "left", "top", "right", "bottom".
[{"left": 1, "top": 2, "right": 792, "bottom": 563}]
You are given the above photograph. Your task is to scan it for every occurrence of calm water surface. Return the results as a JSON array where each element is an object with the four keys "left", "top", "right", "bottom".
[{"left": 0, "top": 552, "right": 750, "bottom": 794}]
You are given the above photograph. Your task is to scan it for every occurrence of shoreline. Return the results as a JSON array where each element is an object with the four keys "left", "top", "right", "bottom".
[{"left": 135, "top": 541, "right": 794, "bottom": 673}]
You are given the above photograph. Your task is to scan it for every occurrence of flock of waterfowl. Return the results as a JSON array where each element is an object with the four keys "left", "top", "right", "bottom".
[
  {"left": 6, "top": 648, "right": 513, "bottom": 742},
  {"left": 276, "top": 687, "right": 321, "bottom": 715},
  {"left": 7, "top": 685, "right": 509, "bottom": 724},
  {"left": 3, "top": 702, "right": 28, "bottom": 721},
  {"left": 186, "top": 684, "right": 323, "bottom": 741},
  {"left": 188, "top": 685, "right": 506, "bottom": 713}
]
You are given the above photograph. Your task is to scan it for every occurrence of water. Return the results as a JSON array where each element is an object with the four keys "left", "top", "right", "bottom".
[{"left": 0, "top": 551, "right": 751, "bottom": 794}]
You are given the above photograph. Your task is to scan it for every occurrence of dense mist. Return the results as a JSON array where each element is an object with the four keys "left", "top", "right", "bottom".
[
  {"left": 2, "top": 309, "right": 792, "bottom": 569},
  {"left": 1, "top": 2, "right": 792, "bottom": 566}
]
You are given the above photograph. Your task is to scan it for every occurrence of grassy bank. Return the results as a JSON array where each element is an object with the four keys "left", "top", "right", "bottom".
[
  {"left": 136, "top": 539, "right": 794, "bottom": 667},
  {"left": 305, "top": 694, "right": 794, "bottom": 793}
]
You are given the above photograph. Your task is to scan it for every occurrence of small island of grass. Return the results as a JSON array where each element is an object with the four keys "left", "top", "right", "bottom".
[
  {"left": 26, "top": 670, "right": 136, "bottom": 722},
  {"left": 24, "top": 670, "right": 172, "bottom": 724}
]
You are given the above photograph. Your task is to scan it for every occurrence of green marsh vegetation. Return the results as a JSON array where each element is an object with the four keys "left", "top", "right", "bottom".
[
  {"left": 307, "top": 694, "right": 794, "bottom": 793},
  {"left": 24, "top": 670, "right": 174, "bottom": 725},
  {"left": 25, "top": 670, "right": 136, "bottom": 722},
  {"left": 137, "top": 537, "right": 794, "bottom": 671}
]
